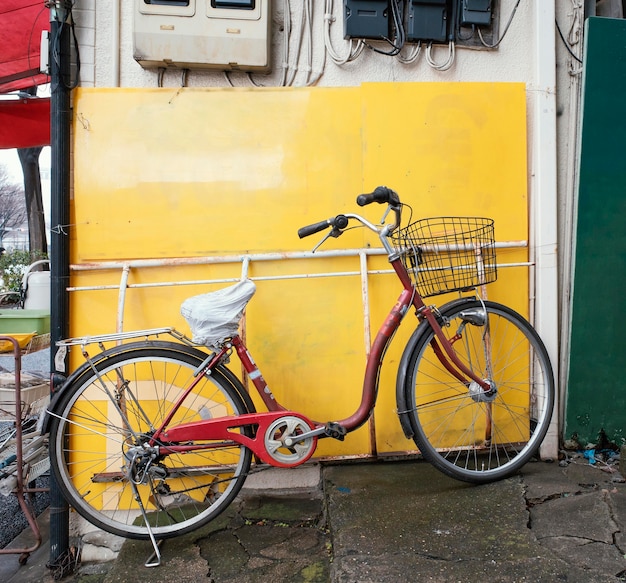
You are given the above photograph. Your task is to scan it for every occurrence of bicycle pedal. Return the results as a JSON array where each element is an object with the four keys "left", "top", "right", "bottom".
[{"left": 325, "top": 422, "right": 347, "bottom": 441}]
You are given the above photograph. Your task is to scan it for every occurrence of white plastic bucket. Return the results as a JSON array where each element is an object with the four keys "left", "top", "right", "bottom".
[{"left": 22, "top": 260, "right": 50, "bottom": 311}]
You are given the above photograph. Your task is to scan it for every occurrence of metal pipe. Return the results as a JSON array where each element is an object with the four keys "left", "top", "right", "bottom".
[
  {"left": 556, "top": 1, "right": 584, "bottom": 451},
  {"left": 67, "top": 241, "right": 528, "bottom": 272},
  {"left": 48, "top": 1, "right": 71, "bottom": 567},
  {"left": 112, "top": 0, "right": 121, "bottom": 86},
  {"left": 117, "top": 264, "right": 131, "bottom": 334},
  {"left": 533, "top": 0, "right": 559, "bottom": 460}
]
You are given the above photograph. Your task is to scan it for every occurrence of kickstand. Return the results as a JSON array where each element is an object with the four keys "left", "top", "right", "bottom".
[
  {"left": 129, "top": 478, "right": 164, "bottom": 568},
  {"left": 145, "top": 538, "right": 164, "bottom": 568}
]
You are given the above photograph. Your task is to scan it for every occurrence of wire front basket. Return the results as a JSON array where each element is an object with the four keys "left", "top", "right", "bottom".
[{"left": 392, "top": 216, "right": 497, "bottom": 298}]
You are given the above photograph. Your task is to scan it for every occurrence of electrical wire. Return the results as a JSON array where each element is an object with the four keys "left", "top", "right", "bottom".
[
  {"left": 279, "top": 0, "right": 291, "bottom": 86},
  {"left": 302, "top": 0, "right": 325, "bottom": 86},
  {"left": 425, "top": 41, "right": 456, "bottom": 71},
  {"left": 324, "top": 0, "right": 364, "bottom": 65},
  {"left": 285, "top": 0, "right": 306, "bottom": 85},
  {"left": 283, "top": 0, "right": 317, "bottom": 86},
  {"left": 555, "top": 17, "right": 583, "bottom": 64},
  {"left": 477, "top": 0, "right": 522, "bottom": 49},
  {"left": 363, "top": 0, "right": 406, "bottom": 57},
  {"left": 396, "top": 41, "right": 422, "bottom": 65},
  {"left": 50, "top": 1, "right": 81, "bottom": 91},
  {"left": 223, "top": 70, "right": 234, "bottom": 87},
  {"left": 567, "top": 0, "right": 583, "bottom": 47},
  {"left": 246, "top": 72, "right": 265, "bottom": 87},
  {"left": 306, "top": 0, "right": 325, "bottom": 86},
  {"left": 278, "top": 0, "right": 327, "bottom": 87},
  {"left": 303, "top": 0, "right": 314, "bottom": 85},
  {"left": 180, "top": 68, "right": 189, "bottom": 87}
]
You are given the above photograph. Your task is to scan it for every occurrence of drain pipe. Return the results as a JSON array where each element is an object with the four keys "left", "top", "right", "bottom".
[
  {"left": 533, "top": 1, "right": 559, "bottom": 460},
  {"left": 48, "top": 1, "right": 72, "bottom": 568},
  {"left": 112, "top": 0, "right": 121, "bottom": 86}
]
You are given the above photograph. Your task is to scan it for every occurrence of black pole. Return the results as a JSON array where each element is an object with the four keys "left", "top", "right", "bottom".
[{"left": 49, "top": 2, "right": 71, "bottom": 566}]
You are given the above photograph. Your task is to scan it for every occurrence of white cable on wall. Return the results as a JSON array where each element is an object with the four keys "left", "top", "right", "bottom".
[
  {"left": 279, "top": 0, "right": 291, "bottom": 86},
  {"left": 425, "top": 41, "right": 456, "bottom": 71},
  {"left": 307, "top": 0, "right": 325, "bottom": 85},
  {"left": 396, "top": 42, "right": 422, "bottom": 65},
  {"left": 557, "top": 0, "right": 584, "bottom": 433},
  {"left": 324, "top": 0, "right": 364, "bottom": 66}
]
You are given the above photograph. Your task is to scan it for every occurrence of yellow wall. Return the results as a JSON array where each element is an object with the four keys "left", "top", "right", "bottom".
[{"left": 71, "top": 82, "right": 528, "bottom": 458}]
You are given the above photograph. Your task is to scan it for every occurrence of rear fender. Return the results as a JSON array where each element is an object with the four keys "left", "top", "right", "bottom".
[{"left": 43, "top": 340, "right": 255, "bottom": 433}]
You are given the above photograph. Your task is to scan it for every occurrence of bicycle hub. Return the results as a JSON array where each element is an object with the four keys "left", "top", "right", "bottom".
[{"left": 468, "top": 379, "right": 497, "bottom": 403}]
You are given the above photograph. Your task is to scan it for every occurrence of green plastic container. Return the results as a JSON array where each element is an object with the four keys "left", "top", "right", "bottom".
[{"left": 0, "top": 309, "right": 51, "bottom": 334}]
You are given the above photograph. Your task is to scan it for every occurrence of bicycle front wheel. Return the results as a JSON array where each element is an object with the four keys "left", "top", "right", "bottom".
[
  {"left": 399, "top": 299, "right": 554, "bottom": 484},
  {"left": 49, "top": 343, "right": 253, "bottom": 539}
]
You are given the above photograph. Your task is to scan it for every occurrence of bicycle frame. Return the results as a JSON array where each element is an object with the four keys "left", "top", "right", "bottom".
[
  {"left": 50, "top": 194, "right": 495, "bottom": 470},
  {"left": 153, "top": 254, "right": 491, "bottom": 468}
]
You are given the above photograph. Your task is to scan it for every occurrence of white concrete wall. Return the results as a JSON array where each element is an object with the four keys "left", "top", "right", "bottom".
[{"left": 84, "top": 1, "right": 535, "bottom": 88}]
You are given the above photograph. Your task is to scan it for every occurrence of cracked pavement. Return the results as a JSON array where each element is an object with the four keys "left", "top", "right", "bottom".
[
  {"left": 325, "top": 460, "right": 626, "bottom": 582},
  {"left": 7, "top": 458, "right": 626, "bottom": 582}
]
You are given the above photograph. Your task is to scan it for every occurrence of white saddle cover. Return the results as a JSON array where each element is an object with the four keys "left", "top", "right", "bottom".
[{"left": 180, "top": 279, "right": 256, "bottom": 349}]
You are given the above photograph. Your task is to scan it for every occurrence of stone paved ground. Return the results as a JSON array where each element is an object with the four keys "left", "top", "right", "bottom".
[{"left": 5, "top": 458, "right": 626, "bottom": 583}]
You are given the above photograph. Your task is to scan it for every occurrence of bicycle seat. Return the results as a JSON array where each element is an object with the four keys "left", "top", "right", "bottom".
[{"left": 180, "top": 278, "right": 256, "bottom": 348}]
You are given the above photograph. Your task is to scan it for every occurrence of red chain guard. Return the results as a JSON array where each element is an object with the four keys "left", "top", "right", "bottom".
[{"left": 158, "top": 410, "right": 319, "bottom": 468}]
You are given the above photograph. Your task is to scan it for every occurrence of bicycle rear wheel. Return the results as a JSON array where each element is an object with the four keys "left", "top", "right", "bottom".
[
  {"left": 398, "top": 299, "right": 554, "bottom": 484},
  {"left": 49, "top": 342, "right": 253, "bottom": 539}
]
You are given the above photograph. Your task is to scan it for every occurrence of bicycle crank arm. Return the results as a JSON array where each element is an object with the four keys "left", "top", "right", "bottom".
[
  {"left": 284, "top": 425, "right": 327, "bottom": 445},
  {"left": 159, "top": 411, "right": 321, "bottom": 468}
]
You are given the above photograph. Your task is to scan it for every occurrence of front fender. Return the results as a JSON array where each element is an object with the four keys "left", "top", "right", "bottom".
[{"left": 395, "top": 297, "right": 478, "bottom": 439}]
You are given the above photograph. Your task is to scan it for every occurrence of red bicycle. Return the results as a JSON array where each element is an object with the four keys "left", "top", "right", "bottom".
[{"left": 46, "top": 187, "right": 554, "bottom": 545}]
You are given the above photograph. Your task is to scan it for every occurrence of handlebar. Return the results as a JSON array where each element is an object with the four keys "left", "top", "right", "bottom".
[
  {"left": 297, "top": 215, "right": 349, "bottom": 239},
  {"left": 356, "top": 185, "right": 399, "bottom": 207},
  {"left": 298, "top": 186, "right": 402, "bottom": 248}
]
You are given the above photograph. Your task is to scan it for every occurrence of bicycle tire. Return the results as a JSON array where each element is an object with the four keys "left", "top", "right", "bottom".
[
  {"left": 398, "top": 299, "right": 554, "bottom": 484},
  {"left": 49, "top": 342, "right": 254, "bottom": 539}
]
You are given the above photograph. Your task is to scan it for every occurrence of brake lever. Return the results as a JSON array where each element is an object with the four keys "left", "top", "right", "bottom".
[
  {"left": 312, "top": 227, "right": 343, "bottom": 253},
  {"left": 385, "top": 203, "right": 402, "bottom": 233},
  {"left": 380, "top": 205, "right": 392, "bottom": 225}
]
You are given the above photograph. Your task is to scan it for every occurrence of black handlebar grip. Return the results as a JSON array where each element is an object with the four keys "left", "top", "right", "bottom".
[
  {"left": 298, "top": 219, "right": 331, "bottom": 239},
  {"left": 356, "top": 186, "right": 395, "bottom": 206},
  {"left": 298, "top": 215, "right": 350, "bottom": 238}
]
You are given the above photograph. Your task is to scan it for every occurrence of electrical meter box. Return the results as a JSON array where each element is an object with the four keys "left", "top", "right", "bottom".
[
  {"left": 133, "top": 0, "right": 271, "bottom": 73},
  {"left": 407, "top": 0, "right": 450, "bottom": 43},
  {"left": 460, "top": 0, "right": 492, "bottom": 26},
  {"left": 344, "top": 0, "right": 389, "bottom": 40}
]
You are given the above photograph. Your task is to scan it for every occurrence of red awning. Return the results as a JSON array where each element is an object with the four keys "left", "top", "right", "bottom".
[
  {"left": 0, "top": 97, "right": 50, "bottom": 149},
  {"left": 0, "top": 1, "right": 50, "bottom": 94}
]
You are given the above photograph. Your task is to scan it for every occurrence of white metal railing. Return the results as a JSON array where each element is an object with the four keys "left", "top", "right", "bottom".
[{"left": 68, "top": 241, "right": 529, "bottom": 340}]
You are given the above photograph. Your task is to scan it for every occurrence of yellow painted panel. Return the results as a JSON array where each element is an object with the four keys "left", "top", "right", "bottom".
[
  {"left": 70, "top": 83, "right": 528, "bottom": 459},
  {"left": 72, "top": 87, "right": 363, "bottom": 259}
]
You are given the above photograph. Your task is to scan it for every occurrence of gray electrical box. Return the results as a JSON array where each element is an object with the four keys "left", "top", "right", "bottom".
[
  {"left": 344, "top": 0, "right": 389, "bottom": 40},
  {"left": 407, "top": 0, "right": 450, "bottom": 43},
  {"left": 134, "top": 0, "right": 271, "bottom": 72},
  {"left": 461, "top": 0, "right": 492, "bottom": 26}
]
